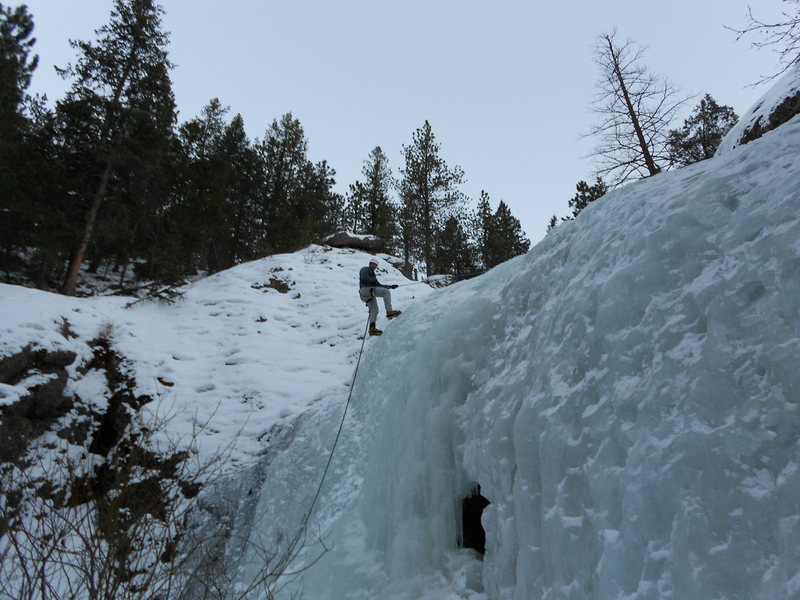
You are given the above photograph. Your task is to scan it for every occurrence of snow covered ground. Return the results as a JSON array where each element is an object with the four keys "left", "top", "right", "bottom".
[
  {"left": 0, "top": 246, "right": 431, "bottom": 467},
  {"left": 237, "top": 115, "right": 800, "bottom": 599}
]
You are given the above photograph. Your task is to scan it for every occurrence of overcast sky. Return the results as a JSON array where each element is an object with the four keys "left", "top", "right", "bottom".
[{"left": 22, "top": 0, "right": 789, "bottom": 243}]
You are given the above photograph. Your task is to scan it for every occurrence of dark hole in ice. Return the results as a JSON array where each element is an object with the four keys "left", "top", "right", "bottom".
[{"left": 461, "top": 484, "right": 490, "bottom": 555}]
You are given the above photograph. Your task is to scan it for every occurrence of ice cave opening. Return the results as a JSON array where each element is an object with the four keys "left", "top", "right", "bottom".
[{"left": 461, "top": 484, "right": 490, "bottom": 556}]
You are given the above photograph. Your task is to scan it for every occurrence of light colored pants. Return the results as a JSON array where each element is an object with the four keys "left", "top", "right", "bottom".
[{"left": 359, "top": 286, "right": 393, "bottom": 324}]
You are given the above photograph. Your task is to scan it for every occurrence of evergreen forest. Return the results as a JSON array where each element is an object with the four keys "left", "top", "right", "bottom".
[{"left": 0, "top": 1, "right": 531, "bottom": 295}]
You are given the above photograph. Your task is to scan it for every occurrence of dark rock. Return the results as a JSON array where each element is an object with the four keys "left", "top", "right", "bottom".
[
  {"left": 324, "top": 231, "right": 387, "bottom": 252},
  {"left": 179, "top": 479, "right": 202, "bottom": 499},
  {"left": 739, "top": 90, "right": 800, "bottom": 147},
  {"left": 121, "top": 476, "right": 167, "bottom": 520},
  {"left": 0, "top": 414, "right": 36, "bottom": 463},
  {"left": 40, "top": 350, "right": 78, "bottom": 370},
  {"left": 382, "top": 256, "right": 417, "bottom": 281},
  {"left": 0, "top": 347, "right": 36, "bottom": 384},
  {"left": 84, "top": 337, "right": 151, "bottom": 456},
  {"left": 0, "top": 348, "right": 76, "bottom": 464},
  {"left": 88, "top": 397, "right": 131, "bottom": 456},
  {"left": 0, "top": 346, "right": 76, "bottom": 384},
  {"left": 267, "top": 277, "right": 292, "bottom": 293},
  {"left": 251, "top": 277, "right": 293, "bottom": 293},
  {"left": 57, "top": 416, "right": 92, "bottom": 445}
]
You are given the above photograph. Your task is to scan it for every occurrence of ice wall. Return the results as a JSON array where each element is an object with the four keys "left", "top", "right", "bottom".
[{"left": 238, "top": 116, "right": 800, "bottom": 599}]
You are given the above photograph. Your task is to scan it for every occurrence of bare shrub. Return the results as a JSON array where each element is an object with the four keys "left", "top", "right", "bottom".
[{"left": 0, "top": 402, "right": 311, "bottom": 600}]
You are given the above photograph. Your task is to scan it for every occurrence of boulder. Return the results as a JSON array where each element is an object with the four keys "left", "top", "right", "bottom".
[{"left": 323, "top": 231, "right": 387, "bottom": 253}]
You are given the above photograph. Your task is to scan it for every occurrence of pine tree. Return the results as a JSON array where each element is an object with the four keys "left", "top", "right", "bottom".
[
  {"left": 488, "top": 201, "right": 530, "bottom": 267},
  {"left": 0, "top": 2, "right": 37, "bottom": 135},
  {"left": 345, "top": 146, "right": 396, "bottom": 244},
  {"left": 547, "top": 177, "right": 608, "bottom": 232},
  {"left": 346, "top": 181, "right": 367, "bottom": 232},
  {"left": 475, "top": 191, "right": 493, "bottom": 268},
  {"left": 398, "top": 120, "right": 465, "bottom": 273},
  {"left": 140, "top": 102, "right": 265, "bottom": 281},
  {"left": 566, "top": 177, "right": 608, "bottom": 220},
  {"left": 474, "top": 192, "right": 531, "bottom": 268},
  {"left": 667, "top": 94, "right": 738, "bottom": 166},
  {"left": 301, "top": 159, "right": 345, "bottom": 242},
  {"left": 220, "top": 113, "right": 264, "bottom": 266},
  {"left": 433, "top": 214, "right": 477, "bottom": 275},
  {"left": 56, "top": 0, "right": 176, "bottom": 295},
  {"left": 258, "top": 113, "right": 342, "bottom": 252},
  {"left": 174, "top": 98, "right": 233, "bottom": 274},
  {"left": 0, "top": 3, "right": 40, "bottom": 274},
  {"left": 259, "top": 113, "right": 310, "bottom": 253}
]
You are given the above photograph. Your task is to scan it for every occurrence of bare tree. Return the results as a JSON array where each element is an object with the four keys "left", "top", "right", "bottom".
[
  {"left": 729, "top": 1, "right": 800, "bottom": 83},
  {"left": 587, "top": 30, "right": 688, "bottom": 186}
]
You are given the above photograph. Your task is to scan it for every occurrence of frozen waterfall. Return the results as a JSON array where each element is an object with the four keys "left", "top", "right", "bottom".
[{"left": 237, "top": 116, "right": 800, "bottom": 599}]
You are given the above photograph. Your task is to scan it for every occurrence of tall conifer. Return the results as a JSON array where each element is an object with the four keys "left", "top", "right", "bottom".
[
  {"left": 476, "top": 192, "right": 531, "bottom": 268},
  {"left": 398, "top": 120, "right": 465, "bottom": 273},
  {"left": 0, "top": 3, "right": 37, "bottom": 134},
  {"left": 57, "top": 0, "right": 176, "bottom": 295},
  {"left": 346, "top": 146, "right": 396, "bottom": 244}
]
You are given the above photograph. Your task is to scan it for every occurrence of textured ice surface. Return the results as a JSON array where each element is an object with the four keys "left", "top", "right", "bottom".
[{"left": 239, "top": 115, "right": 800, "bottom": 599}]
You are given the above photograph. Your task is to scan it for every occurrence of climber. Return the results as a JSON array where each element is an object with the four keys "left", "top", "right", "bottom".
[{"left": 359, "top": 259, "right": 401, "bottom": 336}]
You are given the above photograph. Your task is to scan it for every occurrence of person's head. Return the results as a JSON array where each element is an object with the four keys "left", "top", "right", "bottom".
[{"left": 369, "top": 260, "right": 378, "bottom": 269}]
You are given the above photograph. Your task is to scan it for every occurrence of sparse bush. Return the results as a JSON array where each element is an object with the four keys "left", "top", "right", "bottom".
[{"left": 0, "top": 390, "right": 311, "bottom": 600}]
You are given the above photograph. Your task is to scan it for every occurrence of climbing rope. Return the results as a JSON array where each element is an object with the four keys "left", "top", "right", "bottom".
[
  {"left": 269, "top": 271, "right": 484, "bottom": 575},
  {"left": 279, "top": 315, "right": 371, "bottom": 565},
  {"left": 284, "top": 272, "right": 483, "bottom": 545}
]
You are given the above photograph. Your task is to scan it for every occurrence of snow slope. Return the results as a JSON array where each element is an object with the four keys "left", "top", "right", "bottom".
[
  {"left": 0, "top": 246, "right": 430, "bottom": 466},
  {"left": 716, "top": 66, "right": 800, "bottom": 155},
  {"left": 238, "top": 115, "right": 800, "bottom": 599}
]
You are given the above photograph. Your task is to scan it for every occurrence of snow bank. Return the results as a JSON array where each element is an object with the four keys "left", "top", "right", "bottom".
[
  {"left": 0, "top": 246, "right": 427, "bottom": 466},
  {"left": 716, "top": 66, "right": 800, "bottom": 155},
  {"left": 239, "top": 114, "right": 800, "bottom": 597}
]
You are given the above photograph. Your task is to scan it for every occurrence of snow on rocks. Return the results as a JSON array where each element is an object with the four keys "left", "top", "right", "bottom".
[
  {"left": 0, "top": 246, "right": 429, "bottom": 467},
  {"left": 716, "top": 65, "right": 800, "bottom": 155}
]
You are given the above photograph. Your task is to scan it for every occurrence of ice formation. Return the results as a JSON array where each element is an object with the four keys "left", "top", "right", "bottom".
[{"left": 239, "top": 115, "right": 800, "bottom": 599}]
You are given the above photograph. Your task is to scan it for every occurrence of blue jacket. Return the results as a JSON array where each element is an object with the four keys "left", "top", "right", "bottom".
[{"left": 359, "top": 266, "right": 386, "bottom": 289}]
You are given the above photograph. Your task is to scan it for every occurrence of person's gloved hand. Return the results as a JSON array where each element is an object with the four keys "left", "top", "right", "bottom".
[{"left": 390, "top": 284, "right": 399, "bottom": 289}]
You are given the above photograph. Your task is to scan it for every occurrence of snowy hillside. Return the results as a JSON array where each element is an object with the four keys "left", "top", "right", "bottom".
[
  {"left": 236, "top": 114, "right": 800, "bottom": 599},
  {"left": 0, "top": 246, "right": 429, "bottom": 466},
  {"left": 716, "top": 66, "right": 800, "bottom": 155}
]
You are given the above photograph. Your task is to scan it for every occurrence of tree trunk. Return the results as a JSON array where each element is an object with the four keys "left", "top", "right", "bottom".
[
  {"left": 118, "top": 260, "right": 128, "bottom": 287},
  {"left": 607, "top": 36, "right": 660, "bottom": 177},
  {"left": 61, "top": 163, "right": 113, "bottom": 295},
  {"left": 61, "top": 36, "right": 141, "bottom": 296}
]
